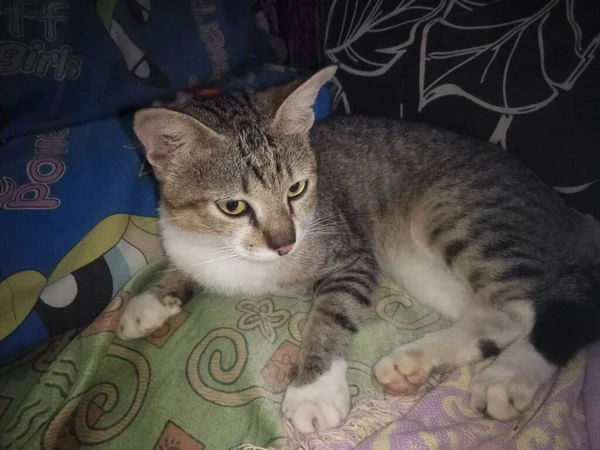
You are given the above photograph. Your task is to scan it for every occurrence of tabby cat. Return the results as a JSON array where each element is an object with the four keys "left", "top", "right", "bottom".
[{"left": 118, "top": 67, "right": 600, "bottom": 433}]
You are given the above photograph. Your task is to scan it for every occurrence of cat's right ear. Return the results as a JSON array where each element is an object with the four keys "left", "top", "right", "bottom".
[
  {"left": 267, "top": 66, "right": 337, "bottom": 135},
  {"left": 133, "top": 108, "right": 221, "bottom": 169}
]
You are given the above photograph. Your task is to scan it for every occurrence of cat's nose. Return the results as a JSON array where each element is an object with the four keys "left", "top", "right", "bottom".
[
  {"left": 277, "top": 243, "right": 295, "bottom": 256},
  {"left": 265, "top": 227, "right": 296, "bottom": 255}
]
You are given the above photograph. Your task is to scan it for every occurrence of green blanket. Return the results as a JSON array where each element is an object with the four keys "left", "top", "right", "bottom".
[{"left": 0, "top": 259, "right": 449, "bottom": 450}]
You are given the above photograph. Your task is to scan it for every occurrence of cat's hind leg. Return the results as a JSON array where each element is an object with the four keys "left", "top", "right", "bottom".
[
  {"left": 117, "top": 265, "right": 194, "bottom": 339},
  {"left": 470, "top": 259, "right": 600, "bottom": 420},
  {"left": 469, "top": 338, "right": 555, "bottom": 420},
  {"left": 374, "top": 301, "right": 530, "bottom": 396}
]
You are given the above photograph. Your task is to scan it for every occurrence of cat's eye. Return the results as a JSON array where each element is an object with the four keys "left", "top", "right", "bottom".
[
  {"left": 288, "top": 180, "right": 307, "bottom": 198},
  {"left": 216, "top": 200, "right": 247, "bottom": 216}
]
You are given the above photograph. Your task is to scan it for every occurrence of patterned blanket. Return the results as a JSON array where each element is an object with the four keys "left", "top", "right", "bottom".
[{"left": 0, "top": 223, "right": 589, "bottom": 449}]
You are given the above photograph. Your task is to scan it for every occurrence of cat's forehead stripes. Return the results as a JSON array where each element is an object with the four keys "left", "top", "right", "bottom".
[
  {"left": 192, "top": 91, "right": 293, "bottom": 189},
  {"left": 237, "top": 133, "right": 284, "bottom": 188},
  {"left": 243, "top": 154, "right": 286, "bottom": 193}
]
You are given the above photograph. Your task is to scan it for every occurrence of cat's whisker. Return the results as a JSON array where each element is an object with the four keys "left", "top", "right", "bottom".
[
  {"left": 306, "top": 222, "right": 342, "bottom": 232},
  {"left": 202, "top": 247, "right": 238, "bottom": 255},
  {"left": 197, "top": 252, "right": 239, "bottom": 261},
  {"left": 308, "top": 220, "right": 343, "bottom": 228},
  {"left": 310, "top": 213, "right": 341, "bottom": 223},
  {"left": 307, "top": 226, "right": 345, "bottom": 232},
  {"left": 306, "top": 228, "right": 345, "bottom": 234},
  {"left": 308, "top": 223, "right": 341, "bottom": 232},
  {"left": 153, "top": 215, "right": 192, "bottom": 225},
  {"left": 161, "top": 254, "right": 241, "bottom": 273},
  {"left": 197, "top": 254, "right": 240, "bottom": 265},
  {"left": 307, "top": 224, "right": 346, "bottom": 234},
  {"left": 307, "top": 231, "right": 346, "bottom": 236},
  {"left": 309, "top": 215, "right": 340, "bottom": 227},
  {"left": 312, "top": 212, "right": 338, "bottom": 221}
]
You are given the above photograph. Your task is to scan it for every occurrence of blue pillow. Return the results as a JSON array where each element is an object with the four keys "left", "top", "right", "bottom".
[{"left": 0, "top": 0, "right": 273, "bottom": 140}]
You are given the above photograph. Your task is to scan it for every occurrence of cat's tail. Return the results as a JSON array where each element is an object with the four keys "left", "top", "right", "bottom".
[{"left": 530, "top": 218, "right": 600, "bottom": 367}]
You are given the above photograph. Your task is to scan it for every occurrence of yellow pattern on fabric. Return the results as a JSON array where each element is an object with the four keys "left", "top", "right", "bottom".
[
  {"left": 0, "top": 270, "right": 46, "bottom": 339},
  {"left": 49, "top": 213, "right": 129, "bottom": 283},
  {"left": 516, "top": 427, "right": 550, "bottom": 447},
  {"left": 129, "top": 215, "right": 160, "bottom": 235},
  {"left": 187, "top": 328, "right": 281, "bottom": 406},
  {"left": 548, "top": 402, "right": 568, "bottom": 428},
  {"left": 371, "top": 421, "right": 396, "bottom": 449},
  {"left": 418, "top": 431, "right": 440, "bottom": 449}
]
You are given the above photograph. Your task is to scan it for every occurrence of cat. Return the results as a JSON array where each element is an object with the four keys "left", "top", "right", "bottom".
[{"left": 118, "top": 66, "right": 600, "bottom": 433}]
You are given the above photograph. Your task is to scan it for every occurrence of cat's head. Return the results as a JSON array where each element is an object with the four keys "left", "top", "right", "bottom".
[{"left": 134, "top": 66, "right": 336, "bottom": 261}]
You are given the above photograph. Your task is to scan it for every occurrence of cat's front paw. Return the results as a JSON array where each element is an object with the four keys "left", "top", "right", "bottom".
[
  {"left": 117, "top": 292, "right": 182, "bottom": 340},
  {"left": 282, "top": 360, "right": 350, "bottom": 433}
]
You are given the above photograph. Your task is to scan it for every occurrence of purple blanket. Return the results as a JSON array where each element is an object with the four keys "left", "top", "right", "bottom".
[
  {"left": 282, "top": 353, "right": 590, "bottom": 450},
  {"left": 585, "top": 342, "right": 600, "bottom": 450}
]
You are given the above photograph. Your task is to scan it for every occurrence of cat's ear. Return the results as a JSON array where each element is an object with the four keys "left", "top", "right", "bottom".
[
  {"left": 269, "top": 66, "right": 337, "bottom": 135},
  {"left": 133, "top": 108, "right": 221, "bottom": 169}
]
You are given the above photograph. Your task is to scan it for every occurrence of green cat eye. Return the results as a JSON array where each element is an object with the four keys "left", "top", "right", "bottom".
[
  {"left": 217, "top": 200, "right": 247, "bottom": 216},
  {"left": 288, "top": 180, "right": 307, "bottom": 198}
]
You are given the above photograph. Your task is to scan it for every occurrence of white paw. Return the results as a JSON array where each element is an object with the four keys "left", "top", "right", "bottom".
[
  {"left": 117, "top": 293, "right": 181, "bottom": 340},
  {"left": 282, "top": 360, "right": 350, "bottom": 433},
  {"left": 373, "top": 348, "right": 431, "bottom": 395},
  {"left": 470, "top": 363, "right": 541, "bottom": 421}
]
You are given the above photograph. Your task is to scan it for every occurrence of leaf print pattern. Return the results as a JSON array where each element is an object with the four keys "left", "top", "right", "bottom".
[
  {"left": 419, "top": 0, "right": 600, "bottom": 115},
  {"left": 324, "top": 0, "right": 600, "bottom": 215},
  {"left": 325, "top": 0, "right": 445, "bottom": 76}
]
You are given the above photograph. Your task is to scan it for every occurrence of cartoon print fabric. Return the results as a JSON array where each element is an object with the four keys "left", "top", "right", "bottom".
[
  {"left": 0, "top": 112, "right": 160, "bottom": 362},
  {"left": 0, "top": 0, "right": 273, "bottom": 140}
]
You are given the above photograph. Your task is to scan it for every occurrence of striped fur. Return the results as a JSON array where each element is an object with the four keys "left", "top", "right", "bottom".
[{"left": 121, "top": 67, "right": 600, "bottom": 431}]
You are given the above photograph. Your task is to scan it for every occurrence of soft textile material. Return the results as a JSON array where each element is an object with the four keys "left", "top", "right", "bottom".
[
  {"left": 584, "top": 342, "right": 600, "bottom": 450},
  {"left": 0, "top": 119, "right": 158, "bottom": 362},
  {"left": 321, "top": 0, "right": 600, "bottom": 221},
  {"left": 0, "top": 266, "right": 588, "bottom": 450},
  {"left": 0, "top": 264, "right": 450, "bottom": 449},
  {"left": 0, "top": 64, "right": 330, "bottom": 364},
  {"left": 0, "top": 0, "right": 272, "bottom": 140},
  {"left": 352, "top": 357, "right": 588, "bottom": 450}
]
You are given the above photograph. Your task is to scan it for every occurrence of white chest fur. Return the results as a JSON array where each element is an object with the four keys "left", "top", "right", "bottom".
[{"left": 160, "top": 223, "right": 304, "bottom": 297}]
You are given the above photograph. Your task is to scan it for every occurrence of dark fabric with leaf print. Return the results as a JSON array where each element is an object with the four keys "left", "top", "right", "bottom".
[{"left": 321, "top": 0, "right": 600, "bottom": 220}]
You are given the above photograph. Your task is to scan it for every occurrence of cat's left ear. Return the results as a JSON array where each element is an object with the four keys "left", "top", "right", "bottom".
[
  {"left": 268, "top": 66, "right": 337, "bottom": 135},
  {"left": 133, "top": 108, "right": 222, "bottom": 170}
]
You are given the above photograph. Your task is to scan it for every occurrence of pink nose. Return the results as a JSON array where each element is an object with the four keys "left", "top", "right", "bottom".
[{"left": 277, "top": 243, "right": 294, "bottom": 256}]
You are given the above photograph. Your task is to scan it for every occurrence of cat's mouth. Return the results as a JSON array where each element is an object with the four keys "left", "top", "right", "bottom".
[
  {"left": 234, "top": 226, "right": 307, "bottom": 262},
  {"left": 237, "top": 243, "right": 297, "bottom": 262}
]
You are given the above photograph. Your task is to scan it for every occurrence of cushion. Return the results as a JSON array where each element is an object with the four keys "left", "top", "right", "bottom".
[
  {"left": 0, "top": 0, "right": 273, "bottom": 140},
  {"left": 321, "top": 0, "right": 600, "bottom": 220}
]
